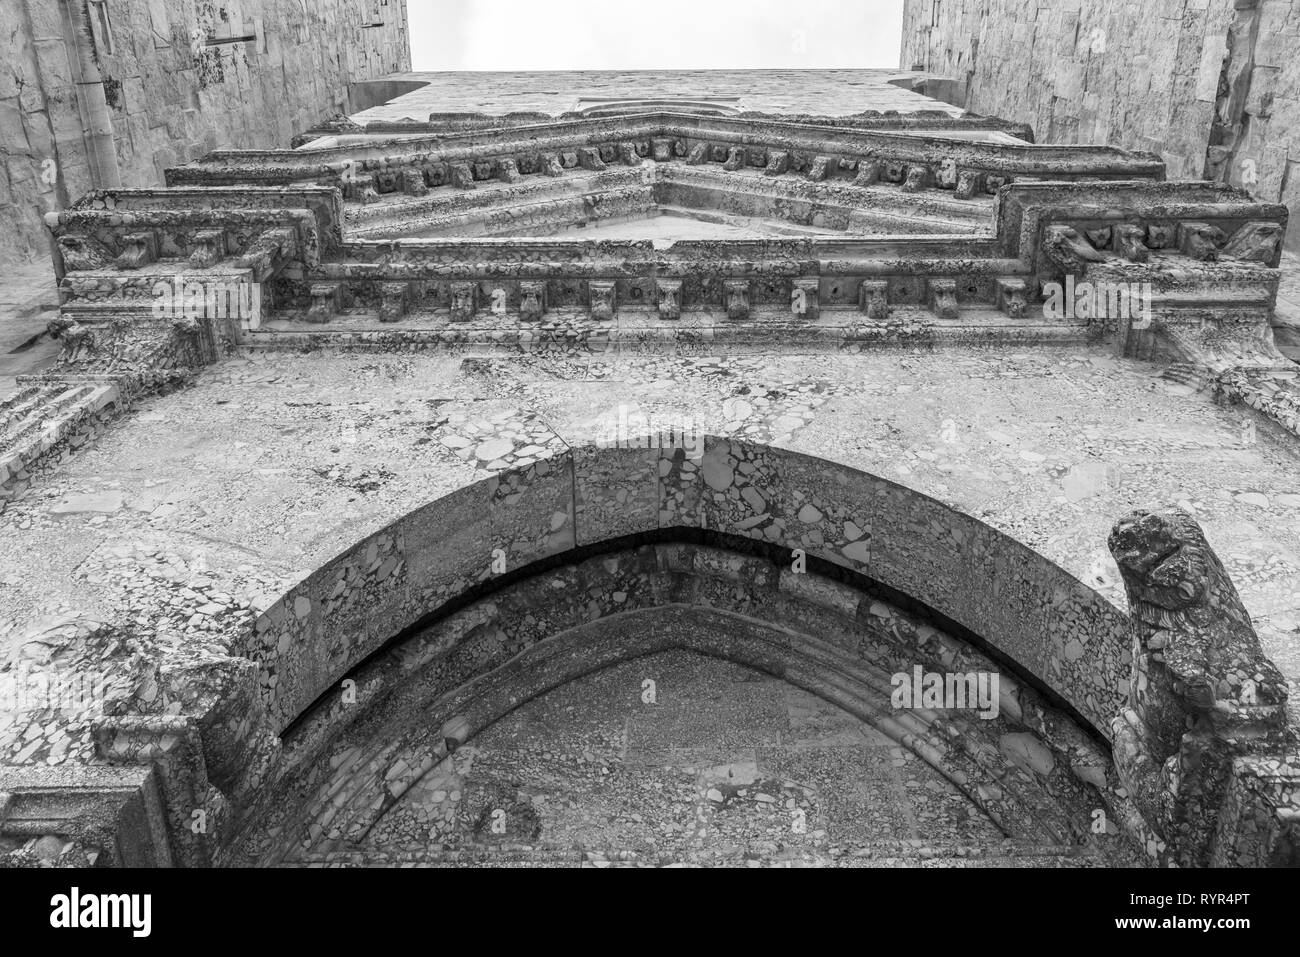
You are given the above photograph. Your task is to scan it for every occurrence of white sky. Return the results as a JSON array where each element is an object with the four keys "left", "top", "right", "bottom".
[{"left": 406, "top": 0, "right": 907, "bottom": 71}]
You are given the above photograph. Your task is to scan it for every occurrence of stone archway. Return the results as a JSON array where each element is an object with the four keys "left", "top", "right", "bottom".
[
  {"left": 216, "top": 438, "right": 1160, "bottom": 865},
  {"left": 239, "top": 437, "right": 1134, "bottom": 741},
  {"left": 225, "top": 539, "right": 1142, "bottom": 866},
  {"left": 45, "top": 438, "right": 1291, "bottom": 868}
]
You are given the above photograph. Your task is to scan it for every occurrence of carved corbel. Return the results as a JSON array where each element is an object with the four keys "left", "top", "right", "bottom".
[
  {"left": 928, "top": 278, "right": 958, "bottom": 320},
  {"left": 57, "top": 235, "right": 113, "bottom": 271},
  {"left": 115, "top": 231, "right": 158, "bottom": 270},
  {"left": 954, "top": 169, "right": 984, "bottom": 200},
  {"left": 1177, "top": 222, "right": 1226, "bottom": 261},
  {"left": 1043, "top": 225, "right": 1109, "bottom": 273},
  {"left": 497, "top": 158, "right": 522, "bottom": 183},
  {"left": 449, "top": 281, "right": 478, "bottom": 322},
  {"left": 724, "top": 279, "right": 750, "bottom": 320},
  {"left": 995, "top": 278, "right": 1028, "bottom": 318},
  {"left": 187, "top": 229, "right": 227, "bottom": 268},
  {"left": 616, "top": 142, "right": 642, "bottom": 166},
  {"left": 807, "top": 156, "right": 834, "bottom": 182},
  {"left": 1112, "top": 224, "right": 1149, "bottom": 263},
  {"left": 401, "top": 168, "right": 428, "bottom": 196},
  {"left": 519, "top": 281, "right": 546, "bottom": 322},
  {"left": 902, "top": 166, "right": 931, "bottom": 193},
  {"left": 763, "top": 151, "right": 791, "bottom": 177},
  {"left": 578, "top": 148, "right": 606, "bottom": 172},
  {"left": 378, "top": 281, "right": 410, "bottom": 323},
  {"left": 657, "top": 279, "right": 682, "bottom": 320},
  {"left": 448, "top": 163, "right": 476, "bottom": 189},
  {"left": 306, "top": 283, "right": 343, "bottom": 323},
  {"left": 853, "top": 161, "right": 881, "bottom": 188},
  {"left": 588, "top": 280, "right": 616, "bottom": 321},
  {"left": 858, "top": 280, "right": 889, "bottom": 320}
]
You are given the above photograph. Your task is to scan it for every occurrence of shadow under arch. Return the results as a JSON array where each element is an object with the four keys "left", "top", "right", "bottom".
[{"left": 227, "top": 539, "right": 1136, "bottom": 866}]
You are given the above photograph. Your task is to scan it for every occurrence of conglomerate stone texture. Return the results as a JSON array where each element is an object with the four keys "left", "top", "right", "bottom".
[
  {"left": 0, "top": 347, "right": 1297, "bottom": 705},
  {"left": 3, "top": 346, "right": 1297, "bottom": 865},
  {"left": 902, "top": 0, "right": 1300, "bottom": 249}
]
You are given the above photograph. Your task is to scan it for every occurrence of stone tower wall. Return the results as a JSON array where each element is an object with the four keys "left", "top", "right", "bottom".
[
  {"left": 901, "top": 0, "right": 1300, "bottom": 249},
  {"left": 0, "top": 0, "right": 410, "bottom": 265}
]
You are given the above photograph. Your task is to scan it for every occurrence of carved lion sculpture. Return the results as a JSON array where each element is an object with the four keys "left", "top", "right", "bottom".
[
  {"left": 1108, "top": 507, "right": 1289, "bottom": 865},
  {"left": 1043, "top": 224, "right": 1108, "bottom": 273}
]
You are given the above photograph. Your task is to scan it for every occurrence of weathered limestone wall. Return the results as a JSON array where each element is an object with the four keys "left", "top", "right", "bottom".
[
  {"left": 901, "top": 0, "right": 1300, "bottom": 249},
  {"left": 0, "top": 0, "right": 410, "bottom": 265}
]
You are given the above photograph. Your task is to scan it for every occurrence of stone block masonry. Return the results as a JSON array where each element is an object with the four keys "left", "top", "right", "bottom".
[
  {"left": 0, "top": 0, "right": 410, "bottom": 266},
  {"left": 902, "top": 0, "right": 1300, "bottom": 251}
]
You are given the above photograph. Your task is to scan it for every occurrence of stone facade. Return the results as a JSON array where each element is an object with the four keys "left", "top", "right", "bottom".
[
  {"left": 0, "top": 0, "right": 410, "bottom": 266},
  {"left": 902, "top": 0, "right": 1300, "bottom": 250},
  {"left": 3, "top": 67, "right": 1300, "bottom": 868}
]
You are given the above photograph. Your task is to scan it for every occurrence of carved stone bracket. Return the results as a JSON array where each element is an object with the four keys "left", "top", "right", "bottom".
[
  {"left": 378, "top": 281, "right": 410, "bottom": 323},
  {"left": 807, "top": 156, "right": 834, "bottom": 182},
  {"left": 306, "top": 282, "right": 344, "bottom": 323},
  {"left": 1112, "top": 223, "right": 1149, "bottom": 262},
  {"left": 187, "top": 229, "right": 227, "bottom": 269},
  {"left": 853, "top": 161, "right": 880, "bottom": 188},
  {"left": 519, "top": 281, "right": 546, "bottom": 322},
  {"left": 1177, "top": 222, "right": 1226, "bottom": 261},
  {"left": 928, "top": 278, "right": 958, "bottom": 320},
  {"left": 449, "top": 281, "right": 478, "bottom": 322},
  {"left": 401, "top": 169, "right": 428, "bottom": 197},
  {"left": 448, "top": 163, "right": 475, "bottom": 189},
  {"left": 540, "top": 153, "right": 564, "bottom": 177},
  {"left": 858, "top": 280, "right": 889, "bottom": 319},
  {"left": 115, "top": 232, "right": 159, "bottom": 270},
  {"left": 656, "top": 279, "right": 682, "bottom": 320},
  {"left": 497, "top": 158, "right": 522, "bottom": 183},
  {"left": 995, "top": 278, "right": 1028, "bottom": 318},
  {"left": 954, "top": 169, "right": 984, "bottom": 200},
  {"left": 902, "top": 166, "right": 930, "bottom": 193},
  {"left": 763, "top": 151, "right": 790, "bottom": 177},
  {"left": 578, "top": 147, "right": 606, "bottom": 172},
  {"left": 725, "top": 279, "right": 750, "bottom": 320},
  {"left": 616, "top": 142, "right": 641, "bottom": 166},
  {"left": 589, "top": 280, "right": 616, "bottom": 321}
]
